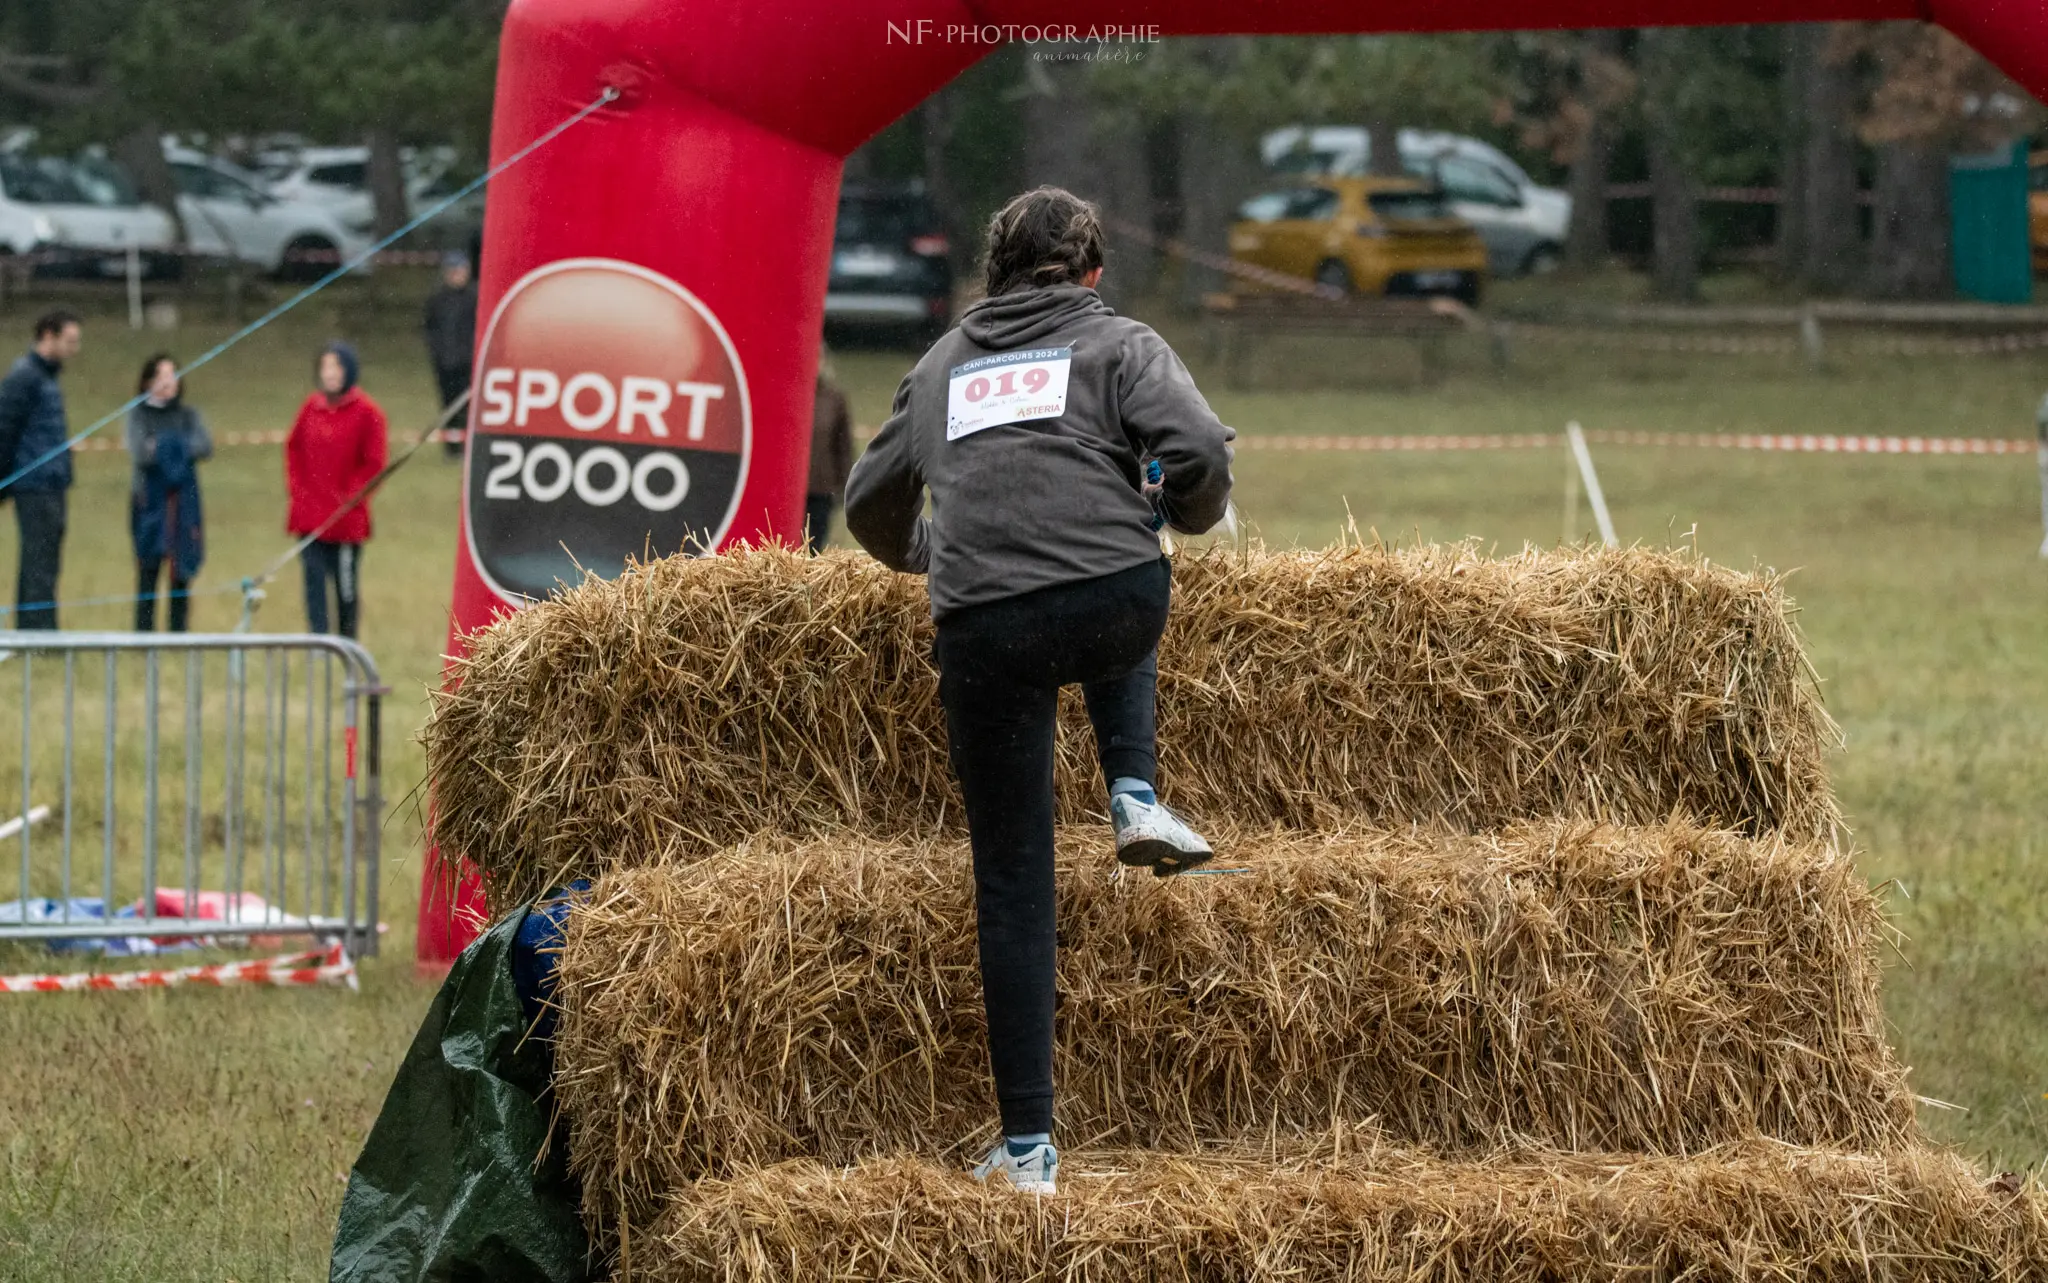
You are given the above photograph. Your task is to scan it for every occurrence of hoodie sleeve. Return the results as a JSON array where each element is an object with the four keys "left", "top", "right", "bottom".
[
  {"left": 842, "top": 373, "right": 929, "bottom": 574},
  {"left": 188, "top": 409, "right": 213, "bottom": 462},
  {"left": 1119, "top": 335, "right": 1235, "bottom": 535}
]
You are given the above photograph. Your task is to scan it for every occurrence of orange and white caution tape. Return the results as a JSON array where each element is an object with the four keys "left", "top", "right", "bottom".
[
  {"left": 0, "top": 941, "right": 357, "bottom": 994},
  {"left": 74, "top": 429, "right": 289, "bottom": 454},
  {"left": 1512, "top": 323, "right": 2048, "bottom": 357},
  {"left": 1229, "top": 431, "right": 2032, "bottom": 455}
]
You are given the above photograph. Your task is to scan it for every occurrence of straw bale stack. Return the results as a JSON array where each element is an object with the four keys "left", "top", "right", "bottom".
[
  {"left": 633, "top": 1140, "right": 2048, "bottom": 1282},
  {"left": 419, "top": 541, "right": 2045, "bottom": 1277},
  {"left": 426, "top": 543, "right": 1840, "bottom": 905},
  {"left": 551, "top": 820, "right": 1915, "bottom": 1234}
]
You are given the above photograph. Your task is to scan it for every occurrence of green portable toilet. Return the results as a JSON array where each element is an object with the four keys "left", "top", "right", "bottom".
[{"left": 1950, "top": 142, "right": 2032, "bottom": 304}]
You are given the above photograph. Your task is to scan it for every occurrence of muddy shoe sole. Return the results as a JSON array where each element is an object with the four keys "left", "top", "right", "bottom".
[{"left": 1117, "top": 836, "right": 1217, "bottom": 878}]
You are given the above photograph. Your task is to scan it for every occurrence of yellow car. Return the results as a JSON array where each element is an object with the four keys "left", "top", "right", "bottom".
[
  {"left": 1228, "top": 176, "right": 1488, "bottom": 305},
  {"left": 2032, "top": 151, "right": 2048, "bottom": 272}
]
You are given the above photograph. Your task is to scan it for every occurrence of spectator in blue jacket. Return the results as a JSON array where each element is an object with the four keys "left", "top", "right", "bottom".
[
  {"left": 0, "top": 310, "right": 81, "bottom": 629},
  {"left": 127, "top": 354, "right": 212, "bottom": 632}
]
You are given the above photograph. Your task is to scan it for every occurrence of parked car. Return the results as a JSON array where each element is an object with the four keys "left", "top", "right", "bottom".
[
  {"left": 1262, "top": 126, "right": 1572, "bottom": 278},
  {"left": 253, "top": 144, "right": 478, "bottom": 246},
  {"left": 162, "top": 147, "right": 368, "bottom": 279},
  {"left": 0, "top": 148, "right": 178, "bottom": 277},
  {"left": 824, "top": 182, "right": 953, "bottom": 341},
  {"left": 1229, "top": 176, "right": 1488, "bottom": 305},
  {"left": 2031, "top": 150, "right": 2048, "bottom": 273}
]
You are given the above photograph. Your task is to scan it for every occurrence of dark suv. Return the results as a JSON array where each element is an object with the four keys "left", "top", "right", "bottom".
[{"left": 825, "top": 182, "right": 952, "bottom": 343}]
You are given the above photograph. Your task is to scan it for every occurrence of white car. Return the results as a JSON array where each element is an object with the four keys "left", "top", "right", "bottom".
[
  {"left": 1262, "top": 126, "right": 1572, "bottom": 277},
  {"left": 161, "top": 148, "right": 369, "bottom": 279},
  {"left": 255, "top": 144, "right": 473, "bottom": 242},
  {"left": 0, "top": 149, "right": 176, "bottom": 272}
]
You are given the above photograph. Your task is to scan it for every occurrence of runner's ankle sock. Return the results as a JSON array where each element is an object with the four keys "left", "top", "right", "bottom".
[{"left": 1109, "top": 777, "right": 1155, "bottom": 806}]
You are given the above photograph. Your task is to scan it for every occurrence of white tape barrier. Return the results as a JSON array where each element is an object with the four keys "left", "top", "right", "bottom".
[
  {"left": 1225, "top": 431, "right": 2033, "bottom": 456},
  {"left": 1512, "top": 324, "right": 2048, "bottom": 357}
]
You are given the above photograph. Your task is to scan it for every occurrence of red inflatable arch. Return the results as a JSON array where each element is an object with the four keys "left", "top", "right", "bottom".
[{"left": 417, "top": 0, "right": 2048, "bottom": 962}]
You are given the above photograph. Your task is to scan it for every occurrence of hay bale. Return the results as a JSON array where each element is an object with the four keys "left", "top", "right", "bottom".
[
  {"left": 552, "top": 820, "right": 1911, "bottom": 1232},
  {"left": 633, "top": 1140, "right": 2047, "bottom": 1282},
  {"left": 427, "top": 543, "right": 1841, "bottom": 904}
]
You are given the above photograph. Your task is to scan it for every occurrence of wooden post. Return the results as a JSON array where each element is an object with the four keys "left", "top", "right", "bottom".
[
  {"left": 1566, "top": 421, "right": 1619, "bottom": 548},
  {"left": 1562, "top": 431, "right": 1581, "bottom": 545}
]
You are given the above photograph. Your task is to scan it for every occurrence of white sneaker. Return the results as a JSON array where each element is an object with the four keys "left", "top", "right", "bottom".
[
  {"left": 1110, "top": 792, "right": 1214, "bottom": 877},
  {"left": 972, "top": 1139, "right": 1059, "bottom": 1194}
]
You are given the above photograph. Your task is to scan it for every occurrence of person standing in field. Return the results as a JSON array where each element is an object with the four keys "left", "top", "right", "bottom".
[
  {"left": 422, "top": 251, "right": 477, "bottom": 458},
  {"left": 287, "top": 343, "right": 387, "bottom": 638},
  {"left": 127, "top": 354, "right": 213, "bottom": 632},
  {"left": 0, "top": 309, "right": 81, "bottom": 630},
  {"left": 844, "top": 186, "right": 1234, "bottom": 1196},
  {"left": 806, "top": 345, "right": 854, "bottom": 552}
]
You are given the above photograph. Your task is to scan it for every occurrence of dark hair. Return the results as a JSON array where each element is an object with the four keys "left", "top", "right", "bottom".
[
  {"left": 981, "top": 186, "right": 1106, "bottom": 298},
  {"left": 137, "top": 353, "right": 178, "bottom": 397},
  {"left": 33, "top": 309, "right": 79, "bottom": 342}
]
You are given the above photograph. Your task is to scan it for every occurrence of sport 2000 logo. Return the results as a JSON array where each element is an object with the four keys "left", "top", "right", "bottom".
[{"left": 462, "top": 258, "right": 752, "bottom": 603}]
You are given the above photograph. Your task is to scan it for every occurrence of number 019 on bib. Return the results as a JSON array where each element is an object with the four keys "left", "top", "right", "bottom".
[{"left": 946, "top": 347, "right": 1072, "bottom": 441}]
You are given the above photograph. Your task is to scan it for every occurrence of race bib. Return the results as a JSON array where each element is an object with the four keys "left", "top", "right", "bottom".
[{"left": 946, "top": 347, "right": 1072, "bottom": 441}]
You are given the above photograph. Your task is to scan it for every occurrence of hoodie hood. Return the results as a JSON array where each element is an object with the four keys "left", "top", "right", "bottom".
[
  {"left": 320, "top": 342, "right": 361, "bottom": 396},
  {"left": 959, "top": 284, "right": 1111, "bottom": 349}
]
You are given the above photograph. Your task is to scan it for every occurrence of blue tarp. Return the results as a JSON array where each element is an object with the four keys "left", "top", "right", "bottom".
[{"left": 0, "top": 897, "right": 186, "bottom": 955}]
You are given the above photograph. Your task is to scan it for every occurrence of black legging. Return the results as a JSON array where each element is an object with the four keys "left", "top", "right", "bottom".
[
  {"left": 135, "top": 557, "right": 191, "bottom": 632},
  {"left": 933, "top": 556, "right": 1170, "bottom": 1137},
  {"left": 301, "top": 540, "right": 362, "bottom": 638}
]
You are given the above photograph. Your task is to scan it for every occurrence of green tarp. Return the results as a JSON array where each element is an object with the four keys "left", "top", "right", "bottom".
[{"left": 329, "top": 908, "right": 592, "bottom": 1283}]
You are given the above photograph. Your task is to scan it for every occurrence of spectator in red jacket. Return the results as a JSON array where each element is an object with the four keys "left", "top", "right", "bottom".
[{"left": 286, "top": 343, "right": 386, "bottom": 638}]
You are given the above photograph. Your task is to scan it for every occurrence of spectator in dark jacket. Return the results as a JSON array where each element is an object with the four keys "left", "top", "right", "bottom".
[
  {"left": 287, "top": 343, "right": 388, "bottom": 638},
  {"left": 423, "top": 252, "right": 477, "bottom": 458},
  {"left": 806, "top": 346, "right": 855, "bottom": 552},
  {"left": 0, "top": 309, "right": 81, "bottom": 629},
  {"left": 127, "top": 354, "right": 213, "bottom": 632}
]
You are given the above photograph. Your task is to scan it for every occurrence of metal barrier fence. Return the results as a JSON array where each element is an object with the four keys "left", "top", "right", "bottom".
[{"left": 0, "top": 633, "right": 383, "bottom": 958}]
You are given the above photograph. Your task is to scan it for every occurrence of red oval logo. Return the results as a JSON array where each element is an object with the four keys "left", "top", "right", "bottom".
[{"left": 463, "top": 258, "right": 752, "bottom": 603}]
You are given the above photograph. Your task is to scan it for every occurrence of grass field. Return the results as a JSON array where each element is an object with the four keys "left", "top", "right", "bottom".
[{"left": 2, "top": 276, "right": 2047, "bottom": 1280}]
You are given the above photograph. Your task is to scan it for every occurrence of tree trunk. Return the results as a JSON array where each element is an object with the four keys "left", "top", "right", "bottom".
[
  {"left": 1798, "top": 23, "right": 1861, "bottom": 291},
  {"left": 366, "top": 129, "right": 408, "bottom": 240},
  {"left": 1566, "top": 30, "right": 1624, "bottom": 270},
  {"left": 1564, "top": 114, "right": 1610, "bottom": 269},
  {"left": 920, "top": 89, "right": 967, "bottom": 278},
  {"left": 1648, "top": 131, "right": 1699, "bottom": 301},
  {"left": 1866, "top": 140, "right": 1951, "bottom": 298},
  {"left": 1366, "top": 119, "right": 1403, "bottom": 177},
  {"left": 1176, "top": 122, "right": 1258, "bottom": 309},
  {"left": 1167, "top": 39, "right": 1258, "bottom": 309},
  {"left": 1642, "top": 30, "right": 1699, "bottom": 301},
  {"left": 114, "top": 124, "right": 187, "bottom": 245},
  {"left": 1775, "top": 26, "right": 1810, "bottom": 278},
  {"left": 1023, "top": 57, "right": 1157, "bottom": 303}
]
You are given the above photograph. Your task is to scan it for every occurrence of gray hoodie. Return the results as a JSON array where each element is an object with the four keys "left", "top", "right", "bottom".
[{"left": 844, "top": 285, "right": 1234, "bottom": 619}]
